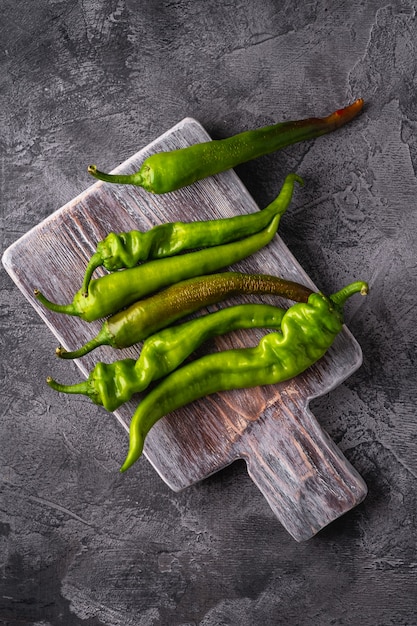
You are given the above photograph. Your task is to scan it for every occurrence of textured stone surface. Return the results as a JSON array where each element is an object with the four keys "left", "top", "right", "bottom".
[{"left": 1, "top": 1, "right": 417, "bottom": 624}]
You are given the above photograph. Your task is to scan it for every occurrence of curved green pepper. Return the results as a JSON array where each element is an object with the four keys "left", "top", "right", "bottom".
[
  {"left": 47, "top": 302, "right": 287, "bottom": 411},
  {"left": 81, "top": 173, "right": 302, "bottom": 295},
  {"left": 88, "top": 100, "right": 364, "bottom": 193},
  {"left": 55, "top": 271, "right": 313, "bottom": 359},
  {"left": 120, "top": 280, "right": 369, "bottom": 472},
  {"left": 34, "top": 213, "right": 281, "bottom": 322}
]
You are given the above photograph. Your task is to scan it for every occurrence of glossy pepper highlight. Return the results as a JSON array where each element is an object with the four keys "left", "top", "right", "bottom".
[
  {"left": 88, "top": 100, "right": 364, "bottom": 194},
  {"left": 81, "top": 173, "right": 303, "bottom": 295},
  {"left": 34, "top": 213, "right": 282, "bottom": 322},
  {"left": 55, "top": 271, "right": 313, "bottom": 359},
  {"left": 47, "top": 302, "right": 288, "bottom": 411},
  {"left": 120, "top": 280, "right": 369, "bottom": 472}
]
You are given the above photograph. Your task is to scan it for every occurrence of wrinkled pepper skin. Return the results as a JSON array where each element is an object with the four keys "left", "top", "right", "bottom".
[
  {"left": 47, "top": 302, "right": 287, "bottom": 411},
  {"left": 81, "top": 173, "right": 303, "bottom": 294},
  {"left": 55, "top": 272, "right": 313, "bottom": 359},
  {"left": 120, "top": 281, "right": 368, "bottom": 472},
  {"left": 87, "top": 100, "right": 364, "bottom": 194}
]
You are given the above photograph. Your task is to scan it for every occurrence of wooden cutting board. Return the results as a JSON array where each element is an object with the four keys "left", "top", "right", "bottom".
[{"left": 2, "top": 118, "right": 367, "bottom": 541}]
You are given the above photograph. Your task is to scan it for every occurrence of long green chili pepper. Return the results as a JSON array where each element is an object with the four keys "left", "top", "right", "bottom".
[
  {"left": 47, "top": 302, "right": 288, "bottom": 411},
  {"left": 55, "top": 272, "right": 313, "bottom": 359},
  {"left": 34, "top": 212, "right": 283, "bottom": 322},
  {"left": 87, "top": 100, "right": 364, "bottom": 194},
  {"left": 120, "top": 280, "right": 369, "bottom": 472},
  {"left": 81, "top": 173, "right": 303, "bottom": 295}
]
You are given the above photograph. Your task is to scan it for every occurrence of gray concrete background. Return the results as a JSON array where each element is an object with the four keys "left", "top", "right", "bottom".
[{"left": 1, "top": 1, "right": 417, "bottom": 624}]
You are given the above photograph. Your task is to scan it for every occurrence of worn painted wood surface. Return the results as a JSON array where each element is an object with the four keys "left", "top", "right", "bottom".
[{"left": 2, "top": 118, "right": 367, "bottom": 542}]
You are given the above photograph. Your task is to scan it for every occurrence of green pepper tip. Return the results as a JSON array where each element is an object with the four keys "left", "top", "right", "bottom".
[
  {"left": 293, "top": 173, "right": 304, "bottom": 187},
  {"left": 120, "top": 438, "right": 144, "bottom": 472},
  {"left": 119, "top": 459, "right": 133, "bottom": 473},
  {"left": 119, "top": 457, "right": 139, "bottom": 473}
]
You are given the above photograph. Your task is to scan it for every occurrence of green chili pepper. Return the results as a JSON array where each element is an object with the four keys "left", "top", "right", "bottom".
[
  {"left": 81, "top": 173, "right": 303, "bottom": 295},
  {"left": 119, "top": 280, "right": 368, "bottom": 472},
  {"left": 87, "top": 100, "right": 364, "bottom": 194},
  {"left": 55, "top": 271, "right": 313, "bottom": 359},
  {"left": 34, "top": 212, "right": 283, "bottom": 322},
  {"left": 47, "top": 302, "right": 288, "bottom": 411}
]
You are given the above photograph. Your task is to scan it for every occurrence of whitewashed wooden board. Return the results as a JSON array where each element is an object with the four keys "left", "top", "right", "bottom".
[{"left": 2, "top": 118, "right": 367, "bottom": 541}]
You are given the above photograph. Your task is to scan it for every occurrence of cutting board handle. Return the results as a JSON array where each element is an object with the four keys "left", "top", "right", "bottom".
[{"left": 241, "top": 398, "right": 367, "bottom": 541}]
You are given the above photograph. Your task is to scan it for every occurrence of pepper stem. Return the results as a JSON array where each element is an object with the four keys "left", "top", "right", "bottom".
[
  {"left": 55, "top": 324, "right": 112, "bottom": 359},
  {"left": 56, "top": 338, "right": 102, "bottom": 360},
  {"left": 34, "top": 289, "right": 76, "bottom": 316},
  {"left": 273, "top": 173, "right": 304, "bottom": 216},
  {"left": 330, "top": 281, "right": 369, "bottom": 308},
  {"left": 88, "top": 164, "right": 144, "bottom": 186},
  {"left": 81, "top": 252, "right": 103, "bottom": 296},
  {"left": 46, "top": 376, "right": 90, "bottom": 396}
]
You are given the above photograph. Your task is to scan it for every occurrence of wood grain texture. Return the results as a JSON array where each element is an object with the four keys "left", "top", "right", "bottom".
[{"left": 2, "top": 118, "right": 367, "bottom": 541}]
